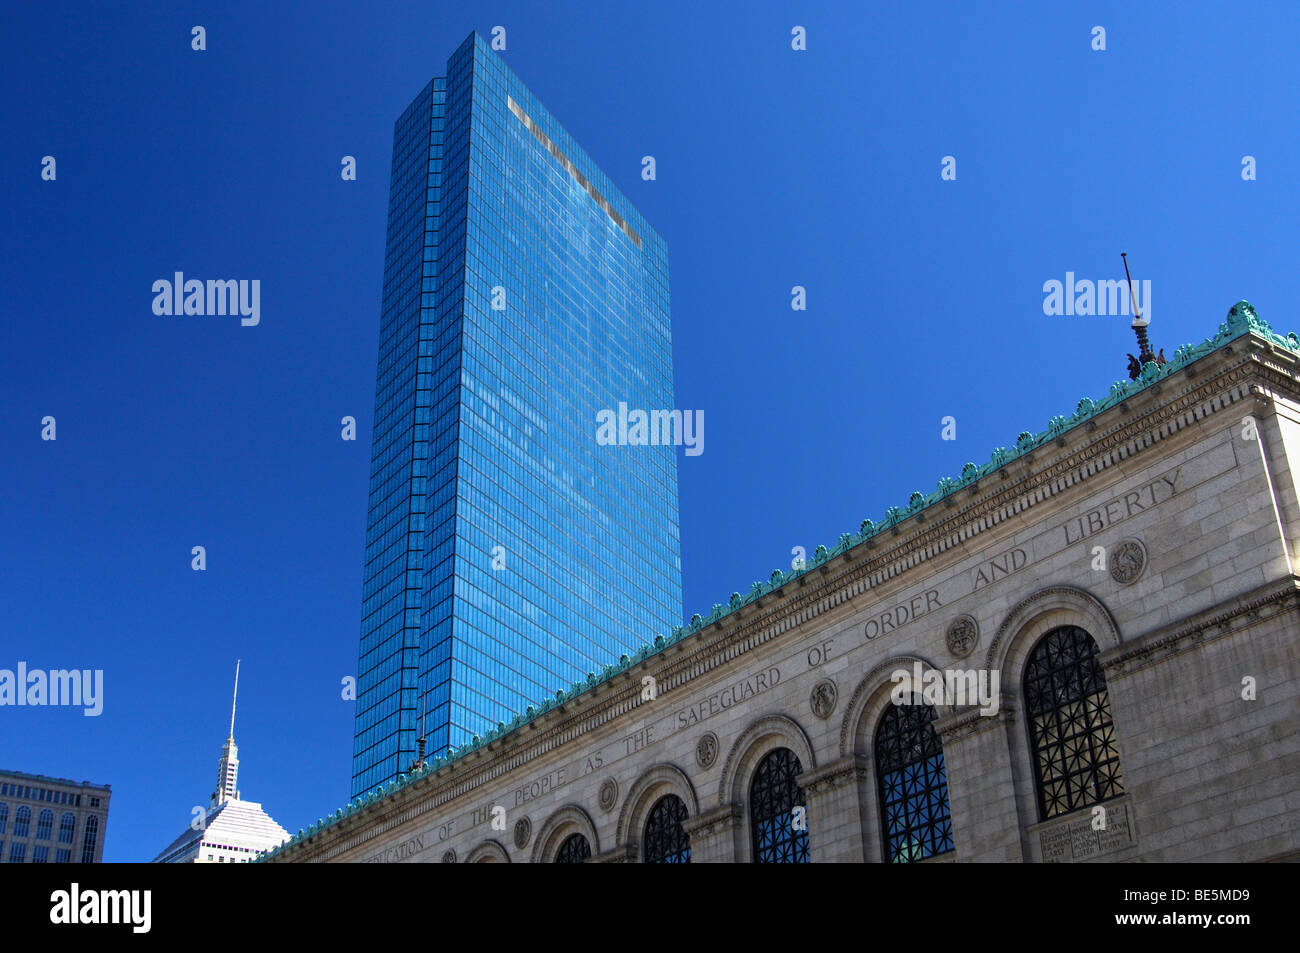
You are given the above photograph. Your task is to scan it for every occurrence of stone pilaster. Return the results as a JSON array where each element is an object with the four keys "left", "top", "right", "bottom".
[
  {"left": 681, "top": 803, "right": 743, "bottom": 863},
  {"left": 935, "top": 701, "right": 1025, "bottom": 862},
  {"left": 799, "top": 755, "right": 871, "bottom": 862}
]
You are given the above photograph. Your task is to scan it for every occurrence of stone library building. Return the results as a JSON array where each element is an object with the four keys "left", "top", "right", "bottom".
[{"left": 265, "top": 302, "right": 1300, "bottom": 864}]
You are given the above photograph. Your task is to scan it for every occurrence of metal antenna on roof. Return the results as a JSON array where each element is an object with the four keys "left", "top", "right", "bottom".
[
  {"left": 1123, "top": 253, "right": 1164, "bottom": 380},
  {"left": 413, "top": 691, "right": 428, "bottom": 770}
]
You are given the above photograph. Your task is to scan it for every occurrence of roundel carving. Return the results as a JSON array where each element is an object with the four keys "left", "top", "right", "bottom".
[
  {"left": 696, "top": 731, "right": 719, "bottom": 768},
  {"left": 513, "top": 816, "right": 532, "bottom": 850},
  {"left": 1110, "top": 538, "right": 1146, "bottom": 585},
  {"left": 946, "top": 615, "right": 979, "bottom": 659},
  {"left": 598, "top": 777, "right": 618, "bottom": 813},
  {"left": 810, "top": 679, "right": 838, "bottom": 719},
  {"left": 441, "top": 849, "right": 457, "bottom": 863}
]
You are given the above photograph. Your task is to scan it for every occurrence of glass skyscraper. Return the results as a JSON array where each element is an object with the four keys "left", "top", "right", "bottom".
[{"left": 352, "top": 32, "right": 682, "bottom": 797}]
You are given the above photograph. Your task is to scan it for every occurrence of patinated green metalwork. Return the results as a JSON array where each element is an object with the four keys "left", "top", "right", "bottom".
[{"left": 258, "top": 301, "right": 1282, "bottom": 862}]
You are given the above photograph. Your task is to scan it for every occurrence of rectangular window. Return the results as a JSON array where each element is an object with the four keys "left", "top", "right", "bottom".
[
  {"left": 9, "top": 842, "right": 25, "bottom": 863},
  {"left": 55, "top": 849, "right": 70, "bottom": 863}
]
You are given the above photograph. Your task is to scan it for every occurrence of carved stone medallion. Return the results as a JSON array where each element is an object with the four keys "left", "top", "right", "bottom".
[
  {"left": 513, "top": 816, "right": 531, "bottom": 850},
  {"left": 441, "top": 849, "right": 457, "bottom": 864},
  {"left": 598, "top": 777, "right": 618, "bottom": 813},
  {"left": 946, "top": 615, "right": 979, "bottom": 659},
  {"left": 696, "top": 731, "right": 719, "bottom": 769},
  {"left": 809, "top": 679, "right": 838, "bottom": 719},
  {"left": 1110, "top": 538, "right": 1146, "bottom": 585}
]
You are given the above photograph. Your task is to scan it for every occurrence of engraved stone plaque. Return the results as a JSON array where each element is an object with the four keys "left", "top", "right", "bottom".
[
  {"left": 1038, "top": 803, "right": 1134, "bottom": 863},
  {"left": 1039, "top": 824, "right": 1071, "bottom": 863}
]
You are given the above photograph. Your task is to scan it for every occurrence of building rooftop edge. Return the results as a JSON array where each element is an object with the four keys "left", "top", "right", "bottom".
[
  {"left": 455, "top": 30, "right": 667, "bottom": 249},
  {"left": 1, "top": 768, "right": 111, "bottom": 791},
  {"left": 261, "top": 299, "right": 1289, "bottom": 862}
]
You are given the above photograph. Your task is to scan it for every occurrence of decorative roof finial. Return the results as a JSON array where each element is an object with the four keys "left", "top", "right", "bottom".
[
  {"left": 1123, "top": 253, "right": 1165, "bottom": 379},
  {"left": 409, "top": 691, "right": 428, "bottom": 773},
  {"left": 417, "top": 693, "right": 427, "bottom": 768}
]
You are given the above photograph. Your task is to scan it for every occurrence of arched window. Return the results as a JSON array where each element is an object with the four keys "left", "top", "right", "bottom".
[
  {"left": 14, "top": 806, "right": 30, "bottom": 838},
  {"left": 0, "top": 803, "right": 8, "bottom": 835},
  {"left": 59, "top": 813, "right": 75, "bottom": 844},
  {"left": 554, "top": 832, "right": 591, "bottom": 864},
  {"left": 1024, "top": 625, "right": 1125, "bottom": 820},
  {"left": 643, "top": 794, "right": 691, "bottom": 863},
  {"left": 80, "top": 815, "right": 99, "bottom": 863},
  {"left": 36, "top": 809, "right": 53, "bottom": 841},
  {"left": 749, "top": 747, "right": 809, "bottom": 863},
  {"left": 875, "top": 698, "right": 954, "bottom": 862}
]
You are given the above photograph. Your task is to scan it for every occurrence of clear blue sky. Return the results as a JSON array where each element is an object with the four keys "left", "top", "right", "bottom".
[{"left": 2, "top": 1, "right": 1297, "bottom": 862}]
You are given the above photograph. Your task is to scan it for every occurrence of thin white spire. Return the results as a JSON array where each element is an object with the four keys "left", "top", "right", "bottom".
[
  {"left": 214, "top": 660, "right": 242, "bottom": 806},
  {"left": 228, "top": 659, "right": 241, "bottom": 740}
]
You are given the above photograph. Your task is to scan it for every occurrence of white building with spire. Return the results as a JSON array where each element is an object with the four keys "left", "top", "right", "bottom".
[{"left": 153, "top": 661, "right": 290, "bottom": 863}]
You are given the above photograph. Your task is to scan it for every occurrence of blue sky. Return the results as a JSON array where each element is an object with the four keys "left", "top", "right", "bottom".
[{"left": 2, "top": 1, "right": 1297, "bottom": 862}]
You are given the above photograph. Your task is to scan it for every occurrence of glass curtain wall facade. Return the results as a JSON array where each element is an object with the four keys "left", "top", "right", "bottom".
[{"left": 353, "top": 32, "right": 682, "bottom": 797}]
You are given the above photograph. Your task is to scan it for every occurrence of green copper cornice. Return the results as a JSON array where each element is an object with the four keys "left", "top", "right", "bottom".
[{"left": 258, "top": 300, "right": 1284, "bottom": 862}]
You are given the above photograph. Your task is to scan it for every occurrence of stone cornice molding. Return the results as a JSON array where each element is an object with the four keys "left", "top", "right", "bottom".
[
  {"left": 591, "top": 843, "right": 637, "bottom": 864},
  {"left": 799, "top": 755, "right": 870, "bottom": 796},
  {"left": 1103, "top": 577, "right": 1300, "bottom": 678},
  {"left": 681, "top": 802, "right": 743, "bottom": 840},
  {"left": 934, "top": 699, "right": 1018, "bottom": 745}
]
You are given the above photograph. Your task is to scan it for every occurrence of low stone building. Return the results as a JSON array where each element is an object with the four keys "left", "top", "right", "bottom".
[
  {"left": 0, "top": 770, "right": 111, "bottom": 863},
  {"left": 264, "top": 302, "right": 1300, "bottom": 864}
]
